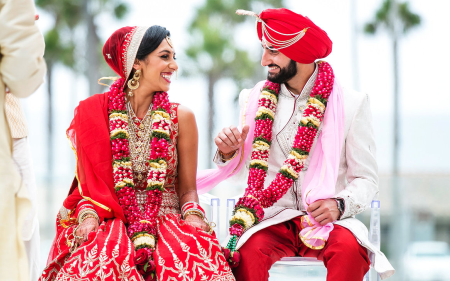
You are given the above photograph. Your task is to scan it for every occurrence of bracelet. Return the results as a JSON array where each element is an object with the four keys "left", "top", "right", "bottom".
[
  {"left": 219, "top": 149, "right": 238, "bottom": 162},
  {"left": 219, "top": 149, "right": 236, "bottom": 156},
  {"left": 184, "top": 208, "right": 205, "bottom": 219},
  {"left": 181, "top": 201, "right": 200, "bottom": 213},
  {"left": 184, "top": 210, "right": 205, "bottom": 220},
  {"left": 79, "top": 210, "right": 99, "bottom": 224},
  {"left": 81, "top": 214, "right": 97, "bottom": 222},
  {"left": 181, "top": 201, "right": 206, "bottom": 219}
]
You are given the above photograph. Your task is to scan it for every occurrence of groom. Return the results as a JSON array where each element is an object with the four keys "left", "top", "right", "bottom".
[{"left": 211, "top": 8, "right": 394, "bottom": 281}]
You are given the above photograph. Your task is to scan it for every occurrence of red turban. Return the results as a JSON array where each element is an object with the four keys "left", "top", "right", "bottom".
[
  {"left": 102, "top": 26, "right": 148, "bottom": 80},
  {"left": 254, "top": 8, "right": 332, "bottom": 64}
]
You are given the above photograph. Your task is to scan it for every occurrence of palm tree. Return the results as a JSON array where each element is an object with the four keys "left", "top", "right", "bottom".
[
  {"left": 82, "top": 0, "right": 128, "bottom": 96},
  {"left": 186, "top": 0, "right": 284, "bottom": 167},
  {"left": 364, "top": 0, "right": 420, "bottom": 276},
  {"left": 36, "top": 0, "right": 81, "bottom": 189},
  {"left": 36, "top": 0, "right": 128, "bottom": 178},
  {"left": 36, "top": 0, "right": 128, "bottom": 233},
  {"left": 365, "top": 0, "right": 420, "bottom": 177}
]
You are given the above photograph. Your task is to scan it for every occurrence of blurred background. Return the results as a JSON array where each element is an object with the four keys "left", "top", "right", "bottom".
[{"left": 22, "top": 0, "right": 450, "bottom": 280}]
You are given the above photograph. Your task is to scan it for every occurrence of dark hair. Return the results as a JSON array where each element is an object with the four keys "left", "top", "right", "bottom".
[{"left": 135, "top": 25, "right": 170, "bottom": 61}]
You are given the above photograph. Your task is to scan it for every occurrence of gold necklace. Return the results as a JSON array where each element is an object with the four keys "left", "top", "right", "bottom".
[{"left": 126, "top": 102, "right": 153, "bottom": 183}]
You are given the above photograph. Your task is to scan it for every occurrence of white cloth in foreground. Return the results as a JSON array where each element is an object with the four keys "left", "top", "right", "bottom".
[{"left": 12, "top": 138, "right": 41, "bottom": 281}]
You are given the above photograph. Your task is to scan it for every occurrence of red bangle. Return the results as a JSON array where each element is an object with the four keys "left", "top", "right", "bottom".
[
  {"left": 75, "top": 200, "right": 95, "bottom": 218},
  {"left": 181, "top": 202, "right": 206, "bottom": 219}
]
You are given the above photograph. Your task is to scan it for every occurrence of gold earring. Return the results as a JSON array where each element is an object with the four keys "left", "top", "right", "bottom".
[{"left": 127, "top": 69, "right": 141, "bottom": 97}]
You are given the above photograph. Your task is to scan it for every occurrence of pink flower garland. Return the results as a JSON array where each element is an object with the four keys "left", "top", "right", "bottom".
[
  {"left": 226, "top": 61, "right": 335, "bottom": 267},
  {"left": 108, "top": 78, "right": 171, "bottom": 279}
]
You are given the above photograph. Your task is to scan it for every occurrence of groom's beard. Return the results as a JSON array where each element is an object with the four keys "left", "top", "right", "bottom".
[{"left": 267, "top": 60, "right": 297, "bottom": 84}]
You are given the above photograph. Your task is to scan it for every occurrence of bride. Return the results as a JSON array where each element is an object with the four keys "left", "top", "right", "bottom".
[{"left": 39, "top": 25, "right": 235, "bottom": 281}]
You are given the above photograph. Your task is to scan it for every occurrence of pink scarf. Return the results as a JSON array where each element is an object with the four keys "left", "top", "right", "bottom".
[{"left": 196, "top": 79, "right": 345, "bottom": 249}]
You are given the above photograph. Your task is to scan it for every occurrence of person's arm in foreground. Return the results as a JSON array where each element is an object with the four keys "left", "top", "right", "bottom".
[{"left": 0, "top": 0, "right": 46, "bottom": 97}]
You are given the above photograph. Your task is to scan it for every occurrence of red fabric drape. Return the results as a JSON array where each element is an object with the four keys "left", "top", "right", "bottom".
[{"left": 64, "top": 92, "right": 125, "bottom": 223}]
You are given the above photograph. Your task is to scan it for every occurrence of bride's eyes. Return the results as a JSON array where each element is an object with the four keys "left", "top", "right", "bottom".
[{"left": 161, "top": 55, "right": 176, "bottom": 60}]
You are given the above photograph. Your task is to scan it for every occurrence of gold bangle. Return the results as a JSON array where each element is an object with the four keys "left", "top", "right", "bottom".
[
  {"left": 81, "top": 215, "right": 97, "bottom": 222},
  {"left": 184, "top": 210, "right": 204, "bottom": 220},
  {"left": 79, "top": 211, "right": 99, "bottom": 224}
]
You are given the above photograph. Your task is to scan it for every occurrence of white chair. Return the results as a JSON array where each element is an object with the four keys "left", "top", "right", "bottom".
[
  {"left": 226, "top": 198, "right": 381, "bottom": 281},
  {"left": 199, "top": 193, "right": 221, "bottom": 239}
]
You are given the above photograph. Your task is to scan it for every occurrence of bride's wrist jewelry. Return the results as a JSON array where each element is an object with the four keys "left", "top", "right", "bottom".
[
  {"left": 181, "top": 201, "right": 206, "bottom": 220},
  {"left": 79, "top": 210, "right": 99, "bottom": 224},
  {"left": 181, "top": 202, "right": 215, "bottom": 234},
  {"left": 184, "top": 210, "right": 205, "bottom": 220},
  {"left": 181, "top": 201, "right": 202, "bottom": 214}
]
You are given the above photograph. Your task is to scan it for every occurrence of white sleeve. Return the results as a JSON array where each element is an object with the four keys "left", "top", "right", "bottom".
[
  {"left": 0, "top": 0, "right": 46, "bottom": 97},
  {"left": 334, "top": 93, "right": 379, "bottom": 219}
]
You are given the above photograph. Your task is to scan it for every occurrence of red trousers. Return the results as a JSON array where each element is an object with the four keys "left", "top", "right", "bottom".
[{"left": 232, "top": 216, "right": 370, "bottom": 281}]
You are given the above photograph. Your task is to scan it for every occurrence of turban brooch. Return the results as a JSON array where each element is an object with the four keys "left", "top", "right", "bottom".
[{"left": 237, "top": 8, "right": 332, "bottom": 64}]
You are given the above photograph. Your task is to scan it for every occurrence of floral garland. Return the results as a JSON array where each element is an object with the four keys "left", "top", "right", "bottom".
[
  {"left": 108, "top": 78, "right": 172, "bottom": 279},
  {"left": 224, "top": 61, "right": 334, "bottom": 267}
]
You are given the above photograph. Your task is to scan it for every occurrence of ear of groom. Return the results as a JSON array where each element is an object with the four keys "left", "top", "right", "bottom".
[{"left": 260, "top": 42, "right": 291, "bottom": 75}]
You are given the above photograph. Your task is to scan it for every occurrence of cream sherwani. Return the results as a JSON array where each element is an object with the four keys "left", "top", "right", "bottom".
[
  {"left": 217, "top": 65, "right": 395, "bottom": 279},
  {"left": 6, "top": 93, "right": 41, "bottom": 281},
  {"left": 0, "top": 0, "right": 46, "bottom": 279}
]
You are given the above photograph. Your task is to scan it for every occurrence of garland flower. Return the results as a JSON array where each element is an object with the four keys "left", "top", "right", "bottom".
[
  {"left": 224, "top": 61, "right": 334, "bottom": 268},
  {"left": 108, "top": 78, "right": 171, "bottom": 280}
]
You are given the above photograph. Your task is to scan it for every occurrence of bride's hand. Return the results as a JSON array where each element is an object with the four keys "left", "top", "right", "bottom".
[
  {"left": 184, "top": 214, "right": 210, "bottom": 232},
  {"left": 74, "top": 218, "right": 99, "bottom": 245}
]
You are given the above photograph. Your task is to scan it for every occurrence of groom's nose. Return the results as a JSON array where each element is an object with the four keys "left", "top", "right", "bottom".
[{"left": 261, "top": 49, "right": 272, "bottom": 67}]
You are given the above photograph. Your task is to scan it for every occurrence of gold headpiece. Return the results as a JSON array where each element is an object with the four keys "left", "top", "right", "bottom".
[{"left": 165, "top": 36, "right": 174, "bottom": 48}]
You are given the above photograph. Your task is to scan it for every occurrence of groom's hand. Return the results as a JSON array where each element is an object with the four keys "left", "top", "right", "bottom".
[
  {"left": 307, "top": 199, "right": 340, "bottom": 226},
  {"left": 215, "top": 125, "right": 250, "bottom": 155}
]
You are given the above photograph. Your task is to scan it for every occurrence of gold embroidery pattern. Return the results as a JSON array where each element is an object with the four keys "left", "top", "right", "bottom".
[
  {"left": 155, "top": 216, "right": 235, "bottom": 281},
  {"left": 41, "top": 219, "right": 143, "bottom": 281}
]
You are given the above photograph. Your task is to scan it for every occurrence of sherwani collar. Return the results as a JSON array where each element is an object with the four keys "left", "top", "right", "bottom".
[
  {"left": 279, "top": 62, "right": 318, "bottom": 100},
  {"left": 274, "top": 63, "right": 319, "bottom": 158}
]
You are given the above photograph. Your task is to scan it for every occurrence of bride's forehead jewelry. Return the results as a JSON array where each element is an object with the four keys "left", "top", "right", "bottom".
[{"left": 165, "top": 36, "right": 174, "bottom": 48}]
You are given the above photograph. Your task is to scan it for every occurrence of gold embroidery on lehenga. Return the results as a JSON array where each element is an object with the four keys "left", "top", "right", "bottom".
[
  {"left": 50, "top": 220, "right": 142, "bottom": 281},
  {"left": 155, "top": 217, "right": 235, "bottom": 281}
]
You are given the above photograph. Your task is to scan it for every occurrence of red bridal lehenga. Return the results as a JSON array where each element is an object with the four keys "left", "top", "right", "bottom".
[{"left": 39, "top": 98, "right": 235, "bottom": 281}]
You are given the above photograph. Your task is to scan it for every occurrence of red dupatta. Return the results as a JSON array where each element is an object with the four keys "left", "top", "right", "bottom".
[{"left": 64, "top": 92, "right": 126, "bottom": 223}]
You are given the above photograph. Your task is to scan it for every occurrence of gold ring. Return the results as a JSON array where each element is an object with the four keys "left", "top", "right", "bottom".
[{"left": 74, "top": 234, "right": 83, "bottom": 240}]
